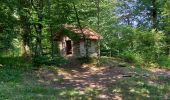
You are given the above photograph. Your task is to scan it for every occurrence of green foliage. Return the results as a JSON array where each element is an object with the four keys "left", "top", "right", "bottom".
[
  {"left": 0, "top": 0, "right": 169, "bottom": 68},
  {"left": 62, "top": 28, "right": 81, "bottom": 41},
  {"left": 102, "top": 26, "right": 166, "bottom": 65},
  {"left": 121, "top": 50, "right": 144, "bottom": 65},
  {"left": 0, "top": 67, "right": 22, "bottom": 82},
  {"left": 162, "top": 0, "right": 170, "bottom": 31},
  {"left": 0, "top": 57, "right": 32, "bottom": 82},
  {"left": 33, "top": 56, "right": 68, "bottom": 66},
  {"left": 158, "top": 56, "right": 170, "bottom": 68},
  {"left": 0, "top": 57, "right": 32, "bottom": 69},
  {"left": 0, "top": 1, "right": 17, "bottom": 53}
]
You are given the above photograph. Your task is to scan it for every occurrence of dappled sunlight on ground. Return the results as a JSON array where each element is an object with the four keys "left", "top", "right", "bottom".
[
  {"left": 148, "top": 68, "right": 170, "bottom": 77},
  {"left": 0, "top": 57, "right": 169, "bottom": 99},
  {"left": 35, "top": 64, "right": 128, "bottom": 99},
  {"left": 33, "top": 61, "right": 170, "bottom": 99}
]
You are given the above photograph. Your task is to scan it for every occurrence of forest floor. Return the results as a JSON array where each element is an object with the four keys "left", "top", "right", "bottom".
[{"left": 0, "top": 57, "right": 170, "bottom": 100}]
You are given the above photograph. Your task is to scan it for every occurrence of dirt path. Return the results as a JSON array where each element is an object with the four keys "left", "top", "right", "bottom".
[
  {"left": 35, "top": 63, "right": 170, "bottom": 99},
  {"left": 36, "top": 64, "right": 129, "bottom": 99},
  {"left": 148, "top": 68, "right": 170, "bottom": 77}
]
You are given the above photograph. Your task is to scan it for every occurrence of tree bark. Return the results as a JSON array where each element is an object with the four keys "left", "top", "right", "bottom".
[
  {"left": 72, "top": 2, "right": 89, "bottom": 57},
  {"left": 95, "top": 0, "right": 101, "bottom": 63},
  {"left": 34, "top": 0, "right": 43, "bottom": 57},
  {"left": 151, "top": 0, "right": 157, "bottom": 29},
  {"left": 19, "top": 0, "right": 31, "bottom": 58},
  {"left": 47, "top": 0, "right": 55, "bottom": 58},
  {"left": 21, "top": 16, "right": 31, "bottom": 58}
]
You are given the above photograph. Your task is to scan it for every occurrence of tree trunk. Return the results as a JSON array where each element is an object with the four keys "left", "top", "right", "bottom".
[
  {"left": 151, "top": 0, "right": 157, "bottom": 29},
  {"left": 72, "top": 2, "right": 89, "bottom": 57},
  {"left": 95, "top": 0, "right": 101, "bottom": 64},
  {"left": 35, "top": 16, "right": 43, "bottom": 57},
  {"left": 47, "top": 0, "right": 55, "bottom": 58},
  {"left": 35, "top": 0, "right": 43, "bottom": 57},
  {"left": 21, "top": 16, "right": 31, "bottom": 58},
  {"left": 19, "top": 0, "right": 31, "bottom": 58}
]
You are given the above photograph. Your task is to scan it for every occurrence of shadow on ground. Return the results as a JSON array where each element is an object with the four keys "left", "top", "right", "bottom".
[
  {"left": 0, "top": 56, "right": 169, "bottom": 99},
  {"left": 35, "top": 57, "right": 170, "bottom": 100}
]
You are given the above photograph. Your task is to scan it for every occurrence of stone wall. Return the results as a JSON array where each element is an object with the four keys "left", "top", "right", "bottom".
[
  {"left": 72, "top": 41, "right": 80, "bottom": 58},
  {"left": 58, "top": 36, "right": 99, "bottom": 58},
  {"left": 79, "top": 40, "right": 99, "bottom": 57},
  {"left": 88, "top": 40, "right": 99, "bottom": 57}
]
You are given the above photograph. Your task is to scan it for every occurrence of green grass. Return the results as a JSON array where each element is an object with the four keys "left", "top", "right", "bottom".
[
  {"left": 158, "top": 56, "right": 170, "bottom": 69},
  {"left": 0, "top": 57, "right": 101, "bottom": 100},
  {"left": 0, "top": 56, "right": 170, "bottom": 99},
  {"left": 109, "top": 76, "right": 170, "bottom": 100},
  {"left": 0, "top": 82, "right": 87, "bottom": 100}
]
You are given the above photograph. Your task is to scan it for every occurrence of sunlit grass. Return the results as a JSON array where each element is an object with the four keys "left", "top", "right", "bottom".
[
  {"left": 0, "top": 57, "right": 102, "bottom": 99},
  {"left": 0, "top": 56, "right": 169, "bottom": 99},
  {"left": 109, "top": 74, "right": 170, "bottom": 99}
]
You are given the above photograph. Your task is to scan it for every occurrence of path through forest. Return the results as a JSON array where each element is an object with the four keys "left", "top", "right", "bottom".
[{"left": 34, "top": 59, "right": 170, "bottom": 99}]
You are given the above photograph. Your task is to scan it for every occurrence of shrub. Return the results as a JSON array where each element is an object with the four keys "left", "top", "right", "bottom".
[
  {"left": 158, "top": 56, "right": 170, "bottom": 68},
  {"left": 0, "top": 57, "right": 31, "bottom": 82},
  {"left": 33, "top": 55, "right": 68, "bottom": 66},
  {"left": 121, "top": 50, "right": 144, "bottom": 65},
  {"left": 102, "top": 26, "right": 166, "bottom": 66}
]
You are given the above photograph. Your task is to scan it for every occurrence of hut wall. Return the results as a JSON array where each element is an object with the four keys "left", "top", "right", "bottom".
[
  {"left": 79, "top": 41, "right": 86, "bottom": 57},
  {"left": 88, "top": 40, "right": 99, "bottom": 57},
  {"left": 58, "top": 36, "right": 72, "bottom": 56},
  {"left": 58, "top": 36, "right": 99, "bottom": 58},
  {"left": 79, "top": 40, "right": 99, "bottom": 57}
]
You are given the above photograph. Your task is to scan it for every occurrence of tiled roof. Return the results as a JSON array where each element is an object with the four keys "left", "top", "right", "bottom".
[{"left": 64, "top": 24, "right": 103, "bottom": 40}]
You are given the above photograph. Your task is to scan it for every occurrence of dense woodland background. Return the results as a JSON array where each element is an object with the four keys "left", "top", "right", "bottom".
[
  {"left": 0, "top": 0, "right": 170, "bottom": 67},
  {"left": 0, "top": 0, "right": 170, "bottom": 99}
]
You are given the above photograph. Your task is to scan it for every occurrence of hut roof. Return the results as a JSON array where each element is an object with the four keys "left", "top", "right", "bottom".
[{"left": 54, "top": 24, "right": 103, "bottom": 40}]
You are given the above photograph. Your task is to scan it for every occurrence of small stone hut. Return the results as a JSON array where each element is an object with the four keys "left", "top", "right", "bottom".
[{"left": 54, "top": 24, "right": 103, "bottom": 58}]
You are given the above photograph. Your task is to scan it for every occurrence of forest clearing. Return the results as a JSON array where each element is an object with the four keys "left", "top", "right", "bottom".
[
  {"left": 0, "top": 57, "right": 170, "bottom": 99},
  {"left": 0, "top": 0, "right": 170, "bottom": 100}
]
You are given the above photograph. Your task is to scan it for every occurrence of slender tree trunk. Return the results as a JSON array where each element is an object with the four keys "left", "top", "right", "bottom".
[
  {"left": 19, "top": 0, "right": 31, "bottom": 58},
  {"left": 72, "top": 2, "right": 89, "bottom": 57},
  {"left": 151, "top": 0, "right": 157, "bottom": 29},
  {"left": 96, "top": 0, "right": 100, "bottom": 64},
  {"left": 21, "top": 16, "right": 31, "bottom": 57},
  {"left": 96, "top": 0, "right": 100, "bottom": 31},
  {"left": 35, "top": 0, "right": 43, "bottom": 57},
  {"left": 127, "top": 17, "right": 130, "bottom": 25},
  {"left": 47, "top": 0, "right": 54, "bottom": 58},
  {"left": 151, "top": 0, "right": 160, "bottom": 58}
]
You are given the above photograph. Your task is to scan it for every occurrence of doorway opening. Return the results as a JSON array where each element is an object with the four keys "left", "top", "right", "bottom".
[{"left": 66, "top": 40, "right": 72, "bottom": 55}]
